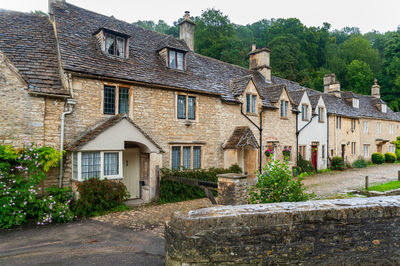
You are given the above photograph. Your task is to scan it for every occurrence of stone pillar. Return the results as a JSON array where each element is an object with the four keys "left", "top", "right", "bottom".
[{"left": 217, "top": 173, "right": 248, "bottom": 205}]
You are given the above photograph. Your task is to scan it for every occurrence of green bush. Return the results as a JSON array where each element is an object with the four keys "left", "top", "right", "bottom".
[
  {"left": 0, "top": 142, "right": 74, "bottom": 228},
  {"left": 371, "top": 152, "right": 385, "bottom": 164},
  {"left": 392, "top": 137, "right": 400, "bottom": 160},
  {"left": 385, "top": 152, "right": 397, "bottom": 163},
  {"left": 249, "top": 159, "right": 314, "bottom": 203},
  {"left": 352, "top": 157, "right": 368, "bottom": 168},
  {"left": 330, "top": 156, "right": 345, "bottom": 170},
  {"left": 159, "top": 164, "right": 242, "bottom": 203},
  {"left": 72, "top": 178, "right": 129, "bottom": 217},
  {"left": 297, "top": 154, "right": 315, "bottom": 174}
]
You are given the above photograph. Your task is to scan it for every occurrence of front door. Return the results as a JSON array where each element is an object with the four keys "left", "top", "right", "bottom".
[
  {"left": 244, "top": 148, "right": 257, "bottom": 180},
  {"left": 311, "top": 145, "right": 318, "bottom": 171},
  {"left": 123, "top": 148, "right": 140, "bottom": 199},
  {"left": 377, "top": 144, "right": 382, "bottom": 153},
  {"left": 341, "top": 144, "right": 346, "bottom": 161}
]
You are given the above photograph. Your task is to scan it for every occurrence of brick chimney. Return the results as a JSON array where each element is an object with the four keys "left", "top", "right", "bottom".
[
  {"left": 179, "top": 11, "right": 195, "bottom": 51},
  {"left": 323, "top": 73, "right": 341, "bottom": 97},
  {"left": 371, "top": 78, "right": 380, "bottom": 98},
  {"left": 248, "top": 44, "right": 271, "bottom": 81}
]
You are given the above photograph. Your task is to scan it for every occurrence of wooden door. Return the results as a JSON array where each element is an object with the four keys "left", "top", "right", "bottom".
[
  {"left": 123, "top": 148, "right": 140, "bottom": 199},
  {"left": 244, "top": 148, "right": 257, "bottom": 179},
  {"left": 377, "top": 144, "right": 382, "bottom": 153},
  {"left": 311, "top": 146, "right": 318, "bottom": 171},
  {"left": 140, "top": 153, "right": 150, "bottom": 184},
  {"left": 341, "top": 144, "right": 346, "bottom": 161}
]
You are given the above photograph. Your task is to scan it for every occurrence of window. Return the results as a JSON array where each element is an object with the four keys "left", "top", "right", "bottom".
[
  {"left": 73, "top": 151, "right": 122, "bottom": 181},
  {"left": 301, "top": 104, "right": 309, "bottom": 121},
  {"left": 73, "top": 152, "right": 78, "bottom": 179},
  {"left": 351, "top": 142, "right": 356, "bottom": 155},
  {"left": 81, "top": 152, "right": 101, "bottom": 179},
  {"left": 318, "top": 107, "right": 324, "bottom": 122},
  {"left": 168, "top": 50, "right": 184, "bottom": 70},
  {"left": 363, "top": 121, "right": 369, "bottom": 133},
  {"left": 171, "top": 146, "right": 202, "bottom": 170},
  {"left": 322, "top": 145, "right": 325, "bottom": 158},
  {"left": 351, "top": 119, "right": 356, "bottom": 131},
  {"left": 389, "top": 144, "right": 395, "bottom": 153},
  {"left": 251, "top": 95, "right": 256, "bottom": 113},
  {"left": 280, "top": 100, "right": 288, "bottom": 118},
  {"left": 382, "top": 104, "right": 387, "bottom": 113},
  {"left": 353, "top": 98, "right": 359, "bottom": 108},
  {"left": 299, "top": 145, "right": 306, "bottom": 159},
  {"left": 245, "top": 94, "right": 257, "bottom": 113},
  {"left": 177, "top": 95, "right": 196, "bottom": 120},
  {"left": 336, "top": 116, "right": 341, "bottom": 129},
  {"left": 104, "top": 152, "right": 119, "bottom": 176},
  {"left": 246, "top": 94, "right": 251, "bottom": 112},
  {"left": 104, "top": 85, "right": 130, "bottom": 115},
  {"left": 376, "top": 122, "right": 381, "bottom": 134},
  {"left": 363, "top": 144, "right": 370, "bottom": 157},
  {"left": 389, "top": 124, "right": 394, "bottom": 134},
  {"left": 105, "top": 33, "right": 127, "bottom": 58}
]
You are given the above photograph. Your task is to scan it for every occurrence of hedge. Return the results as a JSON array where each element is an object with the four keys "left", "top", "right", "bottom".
[
  {"left": 385, "top": 152, "right": 397, "bottom": 163},
  {"left": 330, "top": 156, "right": 345, "bottom": 170},
  {"left": 372, "top": 152, "right": 385, "bottom": 164}
]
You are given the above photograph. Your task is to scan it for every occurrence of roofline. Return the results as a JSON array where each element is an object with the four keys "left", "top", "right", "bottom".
[{"left": 28, "top": 91, "right": 70, "bottom": 98}]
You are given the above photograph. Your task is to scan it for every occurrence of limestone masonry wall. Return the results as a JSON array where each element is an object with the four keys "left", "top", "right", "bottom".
[{"left": 165, "top": 196, "right": 400, "bottom": 265}]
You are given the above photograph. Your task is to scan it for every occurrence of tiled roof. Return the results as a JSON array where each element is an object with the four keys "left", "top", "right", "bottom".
[
  {"left": 223, "top": 126, "right": 259, "bottom": 149},
  {"left": 264, "top": 84, "right": 286, "bottom": 103},
  {"left": 342, "top": 91, "right": 359, "bottom": 99},
  {"left": 309, "top": 94, "right": 321, "bottom": 109},
  {"left": 66, "top": 113, "right": 164, "bottom": 152},
  {"left": 288, "top": 90, "right": 305, "bottom": 106},
  {"left": 156, "top": 35, "right": 188, "bottom": 52},
  {"left": 0, "top": 11, "right": 66, "bottom": 95}
]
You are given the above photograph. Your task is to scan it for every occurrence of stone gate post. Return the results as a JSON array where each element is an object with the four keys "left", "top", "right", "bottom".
[{"left": 217, "top": 173, "right": 248, "bottom": 205}]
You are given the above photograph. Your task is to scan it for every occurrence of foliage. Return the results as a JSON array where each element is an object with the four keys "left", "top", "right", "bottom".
[
  {"left": 352, "top": 157, "right": 368, "bottom": 168},
  {"left": 248, "top": 159, "right": 314, "bottom": 203},
  {"left": 0, "top": 142, "right": 74, "bottom": 229},
  {"left": 317, "top": 168, "right": 332, "bottom": 174},
  {"left": 371, "top": 152, "right": 385, "bottom": 164},
  {"left": 345, "top": 60, "right": 374, "bottom": 94},
  {"left": 392, "top": 137, "right": 400, "bottom": 159},
  {"left": 159, "top": 164, "right": 242, "bottom": 203},
  {"left": 282, "top": 148, "right": 291, "bottom": 160},
  {"left": 72, "top": 178, "right": 129, "bottom": 217},
  {"left": 297, "top": 154, "right": 315, "bottom": 174},
  {"left": 330, "top": 156, "right": 345, "bottom": 170},
  {"left": 367, "top": 181, "right": 400, "bottom": 192},
  {"left": 384, "top": 152, "right": 397, "bottom": 163}
]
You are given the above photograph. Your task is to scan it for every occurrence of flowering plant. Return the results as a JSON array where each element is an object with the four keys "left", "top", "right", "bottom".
[
  {"left": 282, "top": 148, "right": 291, "bottom": 159},
  {"left": 264, "top": 149, "right": 274, "bottom": 157}
]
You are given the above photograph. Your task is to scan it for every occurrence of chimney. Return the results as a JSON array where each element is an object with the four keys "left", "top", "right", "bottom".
[
  {"left": 323, "top": 73, "right": 341, "bottom": 97},
  {"left": 248, "top": 44, "right": 271, "bottom": 81},
  {"left": 179, "top": 11, "right": 195, "bottom": 51},
  {"left": 371, "top": 78, "right": 380, "bottom": 98},
  {"left": 48, "top": 0, "right": 65, "bottom": 15}
]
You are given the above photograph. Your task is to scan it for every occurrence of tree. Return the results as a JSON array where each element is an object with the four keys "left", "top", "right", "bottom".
[{"left": 345, "top": 60, "right": 374, "bottom": 94}]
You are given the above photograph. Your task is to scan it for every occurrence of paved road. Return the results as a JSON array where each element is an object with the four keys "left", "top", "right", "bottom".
[{"left": 0, "top": 220, "right": 164, "bottom": 266}]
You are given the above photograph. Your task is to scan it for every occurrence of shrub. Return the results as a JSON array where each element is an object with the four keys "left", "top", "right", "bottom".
[
  {"left": 385, "top": 152, "right": 397, "bottom": 163},
  {"left": 392, "top": 137, "right": 400, "bottom": 160},
  {"left": 297, "top": 154, "right": 315, "bottom": 174},
  {"left": 72, "top": 178, "right": 129, "bottom": 217},
  {"left": 0, "top": 142, "right": 74, "bottom": 228},
  {"left": 330, "top": 156, "right": 345, "bottom": 170},
  {"left": 248, "top": 159, "right": 314, "bottom": 203},
  {"left": 352, "top": 157, "right": 368, "bottom": 168},
  {"left": 371, "top": 152, "right": 385, "bottom": 164},
  {"left": 159, "top": 164, "right": 242, "bottom": 203}
]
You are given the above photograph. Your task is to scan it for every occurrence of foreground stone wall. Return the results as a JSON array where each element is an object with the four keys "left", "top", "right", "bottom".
[{"left": 165, "top": 196, "right": 400, "bottom": 265}]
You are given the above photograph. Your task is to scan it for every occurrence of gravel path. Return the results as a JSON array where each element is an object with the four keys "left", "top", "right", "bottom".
[{"left": 303, "top": 163, "right": 400, "bottom": 198}]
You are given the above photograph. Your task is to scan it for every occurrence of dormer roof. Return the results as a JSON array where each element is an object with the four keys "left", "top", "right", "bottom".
[
  {"left": 156, "top": 35, "right": 189, "bottom": 52},
  {"left": 94, "top": 16, "right": 131, "bottom": 37}
]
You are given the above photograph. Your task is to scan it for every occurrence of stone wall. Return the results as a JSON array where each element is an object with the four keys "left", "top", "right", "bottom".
[{"left": 165, "top": 196, "right": 400, "bottom": 265}]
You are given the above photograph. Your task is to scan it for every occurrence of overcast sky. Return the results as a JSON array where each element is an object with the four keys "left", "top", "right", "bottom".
[{"left": 1, "top": 0, "right": 399, "bottom": 33}]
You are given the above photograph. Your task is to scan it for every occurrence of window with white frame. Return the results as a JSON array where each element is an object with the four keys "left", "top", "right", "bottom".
[
  {"left": 72, "top": 151, "right": 122, "bottom": 181},
  {"left": 389, "top": 144, "right": 395, "bottom": 153},
  {"left": 389, "top": 124, "right": 394, "bottom": 134},
  {"left": 363, "top": 121, "right": 369, "bottom": 133},
  {"left": 171, "top": 146, "right": 201, "bottom": 170},
  {"left": 168, "top": 49, "right": 185, "bottom": 70},
  {"left": 376, "top": 122, "right": 382, "bottom": 134},
  {"left": 336, "top": 116, "right": 341, "bottom": 129},
  {"left": 301, "top": 104, "right": 309, "bottom": 121},
  {"left": 353, "top": 98, "right": 359, "bottom": 108},
  {"left": 363, "top": 144, "right": 370, "bottom": 157},
  {"left": 382, "top": 104, "right": 387, "bottom": 113}
]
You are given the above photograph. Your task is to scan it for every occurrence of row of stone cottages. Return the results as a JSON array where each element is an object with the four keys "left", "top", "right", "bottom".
[{"left": 0, "top": 0, "right": 399, "bottom": 202}]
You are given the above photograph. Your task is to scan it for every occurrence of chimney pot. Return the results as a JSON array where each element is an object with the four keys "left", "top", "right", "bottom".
[
  {"left": 371, "top": 78, "right": 380, "bottom": 98},
  {"left": 248, "top": 46, "right": 271, "bottom": 81},
  {"left": 323, "top": 73, "right": 341, "bottom": 97},
  {"left": 251, "top": 43, "right": 256, "bottom": 51},
  {"left": 184, "top": 11, "right": 190, "bottom": 20},
  {"left": 179, "top": 11, "right": 195, "bottom": 51}
]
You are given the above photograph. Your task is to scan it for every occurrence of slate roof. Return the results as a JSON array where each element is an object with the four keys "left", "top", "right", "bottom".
[
  {"left": 309, "top": 94, "right": 321, "bottom": 109},
  {"left": 66, "top": 113, "right": 164, "bottom": 152},
  {"left": 223, "top": 126, "right": 259, "bottom": 149},
  {"left": 288, "top": 90, "right": 305, "bottom": 106},
  {"left": 0, "top": 11, "right": 66, "bottom": 95}
]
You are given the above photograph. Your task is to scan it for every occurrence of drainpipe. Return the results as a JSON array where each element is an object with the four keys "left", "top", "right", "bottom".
[
  {"left": 240, "top": 103, "right": 263, "bottom": 173},
  {"left": 327, "top": 113, "right": 330, "bottom": 167},
  {"left": 296, "top": 113, "right": 317, "bottom": 165},
  {"left": 59, "top": 98, "right": 76, "bottom": 188},
  {"left": 296, "top": 112, "right": 298, "bottom": 165}
]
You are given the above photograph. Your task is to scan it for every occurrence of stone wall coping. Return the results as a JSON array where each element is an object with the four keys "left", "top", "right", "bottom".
[
  {"left": 217, "top": 173, "right": 247, "bottom": 180},
  {"left": 169, "top": 196, "right": 400, "bottom": 227}
]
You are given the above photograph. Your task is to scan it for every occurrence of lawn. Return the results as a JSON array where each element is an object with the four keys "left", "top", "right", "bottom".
[{"left": 367, "top": 181, "right": 400, "bottom": 192}]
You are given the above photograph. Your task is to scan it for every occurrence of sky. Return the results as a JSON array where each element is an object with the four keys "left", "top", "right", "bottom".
[{"left": 1, "top": 0, "right": 399, "bottom": 33}]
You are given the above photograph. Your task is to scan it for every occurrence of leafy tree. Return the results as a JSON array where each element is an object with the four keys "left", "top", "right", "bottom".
[{"left": 345, "top": 60, "right": 374, "bottom": 94}]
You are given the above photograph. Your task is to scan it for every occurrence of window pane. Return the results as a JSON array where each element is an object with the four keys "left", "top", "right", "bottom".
[
  {"left": 280, "top": 100, "right": 283, "bottom": 117},
  {"left": 188, "top": 96, "right": 195, "bottom": 120},
  {"left": 177, "top": 95, "right": 186, "bottom": 119},
  {"left": 177, "top": 52, "right": 184, "bottom": 70},
  {"left": 104, "top": 86, "right": 115, "bottom": 114},
  {"left": 104, "top": 152, "right": 119, "bottom": 176},
  {"left": 285, "top": 101, "right": 288, "bottom": 117},
  {"left": 193, "top": 146, "right": 201, "bottom": 169},
  {"left": 251, "top": 95, "right": 256, "bottom": 113},
  {"left": 172, "top": 147, "right": 181, "bottom": 170},
  {"left": 183, "top": 147, "right": 191, "bottom": 169},
  {"left": 81, "top": 152, "right": 100, "bottom": 179},
  {"left": 106, "top": 34, "right": 115, "bottom": 55},
  {"left": 116, "top": 37, "right": 125, "bottom": 57},
  {"left": 246, "top": 94, "right": 251, "bottom": 112},
  {"left": 73, "top": 152, "right": 78, "bottom": 179},
  {"left": 169, "top": 50, "right": 176, "bottom": 69},
  {"left": 118, "top": 87, "right": 129, "bottom": 114}
]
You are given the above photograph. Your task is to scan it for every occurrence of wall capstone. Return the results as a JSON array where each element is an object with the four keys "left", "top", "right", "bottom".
[{"left": 217, "top": 173, "right": 247, "bottom": 205}]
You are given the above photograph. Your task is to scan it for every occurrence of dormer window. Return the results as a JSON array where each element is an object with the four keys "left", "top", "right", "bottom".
[
  {"left": 168, "top": 49, "right": 184, "bottom": 70},
  {"left": 246, "top": 94, "right": 257, "bottom": 113},
  {"left": 382, "top": 104, "right": 387, "bottom": 113},
  {"left": 353, "top": 98, "right": 359, "bottom": 108},
  {"left": 105, "top": 33, "right": 127, "bottom": 58}
]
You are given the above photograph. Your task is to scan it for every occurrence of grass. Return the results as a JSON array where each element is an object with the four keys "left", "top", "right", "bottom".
[{"left": 367, "top": 181, "right": 400, "bottom": 192}]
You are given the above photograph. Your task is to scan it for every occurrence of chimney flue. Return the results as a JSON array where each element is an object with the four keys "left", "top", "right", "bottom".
[
  {"left": 179, "top": 11, "right": 195, "bottom": 51},
  {"left": 323, "top": 73, "right": 341, "bottom": 97},
  {"left": 371, "top": 78, "right": 380, "bottom": 98},
  {"left": 251, "top": 43, "right": 256, "bottom": 51}
]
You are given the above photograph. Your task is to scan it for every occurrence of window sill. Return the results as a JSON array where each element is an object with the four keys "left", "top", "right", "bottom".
[
  {"left": 302, "top": 119, "right": 309, "bottom": 122},
  {"left": 280, "top": 117, "right": 289, "bottom": 120},
  {"left": 246, "top": 112, "right": 258, "bottom": 117}
]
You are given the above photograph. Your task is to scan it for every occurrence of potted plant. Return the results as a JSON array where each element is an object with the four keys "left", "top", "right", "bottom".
[
  {"left": 282, "top": 148, "right": 291, "bottom": 160},
  {"left": 265, "top": 149, "right": 274, "bottom": 157}
]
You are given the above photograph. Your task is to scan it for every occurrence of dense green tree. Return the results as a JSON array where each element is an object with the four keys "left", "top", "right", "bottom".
[{"left": 345, "top": 60, "right": 374, "bottom": 94}]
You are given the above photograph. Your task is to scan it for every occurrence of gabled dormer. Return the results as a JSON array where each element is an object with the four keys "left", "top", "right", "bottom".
[
  {"left": 94, "top": 16, "right": 130, "bottom": 59},
  {"left": 342, "top": 91, "right": 359, "bottom": 109},
  {"left": 157, "top": 36, "right": 189, "bottom": 71},
  {"left": 231, "top": 75, "right": 264, "bottom": 114}
]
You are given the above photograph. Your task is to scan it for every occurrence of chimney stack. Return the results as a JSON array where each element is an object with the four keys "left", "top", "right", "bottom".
[
  {"left": 323, "top": 73, "right": 341, "bottom": 97},
  {"left": 179, "top": 11, "right": 195, "bottom": 51},
  {"left": 248, "top": 44, "right": 271, "bottom": 81},
  {"left": 48, "top": 0, "right": 65, "bottom": 15},
  {"left": 371, "top": 78, "right": 380, "bottom": 98}
]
